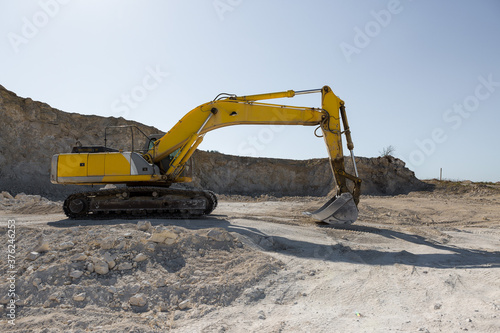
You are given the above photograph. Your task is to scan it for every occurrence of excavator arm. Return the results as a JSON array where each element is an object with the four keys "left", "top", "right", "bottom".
[
  {"left": 148, "top": 85, "right": 361, "bottom": 223},
  {"left": 51, "top": 85, "right": 361, "bottom": 224}
]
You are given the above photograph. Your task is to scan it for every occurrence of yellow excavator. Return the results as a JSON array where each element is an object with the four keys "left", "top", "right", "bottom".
[{"left": 51, "top": 86, "right": 362, "bottom": 224}]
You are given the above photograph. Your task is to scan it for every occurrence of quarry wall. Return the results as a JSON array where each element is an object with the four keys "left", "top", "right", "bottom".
[{"left": 0, "top": 85, "right": 427, "bottom": 199}]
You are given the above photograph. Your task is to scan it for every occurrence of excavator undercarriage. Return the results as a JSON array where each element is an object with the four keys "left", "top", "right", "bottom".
[{"left": 63, "top": 187, "right": 217, "bottom": 219}]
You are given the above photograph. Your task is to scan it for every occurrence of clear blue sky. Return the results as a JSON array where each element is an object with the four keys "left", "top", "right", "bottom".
[{"left": 1, "top": 0, "right": 499, "bottom": 181}]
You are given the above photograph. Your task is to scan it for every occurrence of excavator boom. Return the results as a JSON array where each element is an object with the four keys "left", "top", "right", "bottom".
[{"left": 51, "top": 85, "right": 361, "bottom": 224}]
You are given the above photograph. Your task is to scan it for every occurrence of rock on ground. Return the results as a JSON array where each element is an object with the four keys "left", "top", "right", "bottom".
[{"left": 0, "top": 191, "right": 62, "bottom": 214}]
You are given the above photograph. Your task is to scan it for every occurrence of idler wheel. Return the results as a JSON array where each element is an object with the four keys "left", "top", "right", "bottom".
[{"left": 68, "top": 198, "right": 87, "bottom": 214}]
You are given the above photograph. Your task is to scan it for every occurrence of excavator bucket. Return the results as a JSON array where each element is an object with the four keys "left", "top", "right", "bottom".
[{"left": 304, "top": 192, "right": 358, "bottom": 225}]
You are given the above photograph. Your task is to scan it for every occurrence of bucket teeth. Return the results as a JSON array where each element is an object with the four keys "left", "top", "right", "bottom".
[{"left": 304, "top": 192, "right": 358, "bottom": 225}]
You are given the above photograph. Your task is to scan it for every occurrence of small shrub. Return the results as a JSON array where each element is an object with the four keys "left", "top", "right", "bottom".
[{"left": 379, "top": 145, "right": 395, "bottom": 157}]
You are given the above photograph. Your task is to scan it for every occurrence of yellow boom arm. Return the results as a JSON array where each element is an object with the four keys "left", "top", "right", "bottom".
[{"left": 148, "top": 86, "right": 361, "bottom": 203}]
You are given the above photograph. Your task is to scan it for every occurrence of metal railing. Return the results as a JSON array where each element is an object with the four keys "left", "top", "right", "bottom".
[{"left": 104, "top": 125, "right": 153, "bottom": 154}]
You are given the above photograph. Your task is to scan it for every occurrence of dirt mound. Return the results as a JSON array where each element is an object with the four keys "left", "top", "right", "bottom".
[
  {"left": 0, "top": 84, "right": 426, "bottom": 200},
  {"left": 0, "top": 222, "right": 282, "bottom": 332},
  {"left": 0, "top": 191, "right": 62, "bottom": 214},
  {"left": 423, "top": 179, "right": 500, "bottom": 197}
]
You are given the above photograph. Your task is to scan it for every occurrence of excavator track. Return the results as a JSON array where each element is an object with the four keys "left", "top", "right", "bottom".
[{"left": 63, "top": 187, "right": 218, "bottom": 220}]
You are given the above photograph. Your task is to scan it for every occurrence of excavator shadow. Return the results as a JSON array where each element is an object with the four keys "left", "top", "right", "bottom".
[
  {"left": 48, "top": 217, "right": 500, "bottom": 270},
  {"left": 261, "top": 224, "right": 500, "bottom": 269},
  {"left": 47, "top": 215, "right": 230, "bottom": 228},
  {"left": 222, "top": 221, "right": 500, "bottom": 269},
  {"left": 219, "top": 221, "right": 500, "bottom": 270},
  {"left": 315, "top": 222, "right": 383, "bottom": 233}
]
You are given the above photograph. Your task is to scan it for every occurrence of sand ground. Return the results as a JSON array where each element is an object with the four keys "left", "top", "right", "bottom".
[{"left": 1, "top": 186, "right": 499, "bottom": 332}]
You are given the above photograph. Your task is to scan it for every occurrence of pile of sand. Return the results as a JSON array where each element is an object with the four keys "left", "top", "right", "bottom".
[
  {"left": 0, "top": 221, "right": 282, "bottom": 332},
  {"left": 0, "top": 191, "right": 62, "bottom": 214}
]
